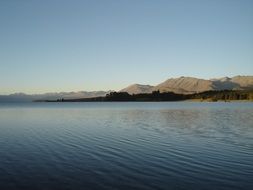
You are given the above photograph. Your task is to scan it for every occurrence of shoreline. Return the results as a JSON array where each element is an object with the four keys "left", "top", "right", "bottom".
[
  {"left": 35, "top": 90, "right": 253, "bottom": 103},
  {"left": 36, "top": 99, "right": 253, "bottom": 103},
  {"left": 183, "top": 99, "right": 253, "bottom": 102}
]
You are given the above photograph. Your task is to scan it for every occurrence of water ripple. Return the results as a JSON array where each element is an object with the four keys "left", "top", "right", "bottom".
[{"left": 0, "top": 102, "right": 253, "bottom": 190}]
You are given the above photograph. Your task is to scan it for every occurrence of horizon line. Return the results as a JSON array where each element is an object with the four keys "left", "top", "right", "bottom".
[{"left": 1, "top": 74, "right": 252, "bottom": 96}]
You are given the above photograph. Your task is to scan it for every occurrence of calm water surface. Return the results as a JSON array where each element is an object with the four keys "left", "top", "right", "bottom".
[{"left": 0, "top": 102, "right": 253, "bottom": 190}]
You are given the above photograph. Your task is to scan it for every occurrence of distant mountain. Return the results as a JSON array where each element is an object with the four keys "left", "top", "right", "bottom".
[
  {"left": 39, "top": 91, "right": 111, "bottom": 100},
  {"left": 120, "top": 84, "right": 154, "bottom": 94},
  {"left": 1, "top": 76, "right": 253, "bottom": 102},
  {"left": 0, "top": 91, "right": 110, "bottom": 102},
  {"left": 211, "top": 76, "right": 253, "bottom": 91},
  {"left": 120, "top": 76, "right": 253, "bottom": 94},
  {"left": 231, "top": 76, "right": 253, "bottom": 88}
]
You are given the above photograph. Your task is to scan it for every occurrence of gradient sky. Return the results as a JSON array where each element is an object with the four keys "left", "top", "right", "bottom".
[{"left": 0, "top": 0, "right": 252, "bottom": 94}]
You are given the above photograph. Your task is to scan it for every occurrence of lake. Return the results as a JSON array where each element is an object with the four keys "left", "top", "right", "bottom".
[{"left": 0, "top": 102, "right": 252, "bottom": 190}]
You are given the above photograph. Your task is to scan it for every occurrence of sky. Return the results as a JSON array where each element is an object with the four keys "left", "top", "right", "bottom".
[{"left": 0, "top": 0, "right": 252, "bottom": 94}]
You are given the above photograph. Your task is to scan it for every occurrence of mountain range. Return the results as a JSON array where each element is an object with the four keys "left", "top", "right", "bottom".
[
  {"left": 0, "top": 91, "right": 110, "bottom": 102},
  {"left": 120, "top": 76, "right": 253, "bottom": 94},
  {"left": 0, "top": 76, "right": 252, "bottom": 102}
]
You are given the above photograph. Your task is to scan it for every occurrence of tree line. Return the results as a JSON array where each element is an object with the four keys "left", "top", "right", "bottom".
[{"left": 48, "top": 90, "right": 253, "bottom": 102}]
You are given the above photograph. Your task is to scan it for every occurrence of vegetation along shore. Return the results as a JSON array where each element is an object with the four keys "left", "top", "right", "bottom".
[{"left": 37, "top": 90, "right": 253, "bottom": 102}]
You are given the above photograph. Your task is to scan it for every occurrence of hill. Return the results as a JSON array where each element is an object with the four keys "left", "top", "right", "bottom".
[{"left": 120, "top": 84, "right": 154, "bottom": 94}]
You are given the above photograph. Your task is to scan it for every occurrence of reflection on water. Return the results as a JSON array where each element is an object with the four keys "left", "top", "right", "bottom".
[{"left": 0, "top": 102, "right": 253, "bottom": 190}]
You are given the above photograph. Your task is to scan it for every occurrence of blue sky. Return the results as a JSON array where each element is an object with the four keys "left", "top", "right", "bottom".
[{"left": 0, "top": 0, "right": 252, "bottom": 94}]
